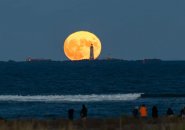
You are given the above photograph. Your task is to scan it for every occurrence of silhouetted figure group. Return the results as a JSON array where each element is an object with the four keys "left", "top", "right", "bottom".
[
  {"left": 132, "top": 104, "right": 148, "bottom": 118},
  {"left": 131, "top": 104, "right": 185, "bottom": 119},
  {"left": 68, "top": 104, "right": 185, "bottom": 121},
  {"left": 68, "top": 104, "right": 88, "bottom": 121}
]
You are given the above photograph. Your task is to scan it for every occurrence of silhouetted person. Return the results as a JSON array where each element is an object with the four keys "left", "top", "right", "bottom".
[
  {"left": 152, "top": 106, "right": 158, "bottom": 118},
  {"left": 68, "top": 109, "right": 74, "bottom": 120},
  {"left": 132, "top": 106, "right": 139, "bottom": 118},
  {"left": 139, "top": 104, "right": 148, "bottom": 118},
  {"left": 180, "top": 107, "right": 185, "bottom": 119},
  {"left": 166, "top": 108, "right": 174, "bottom": 116},
  {"left": 80, "top": 105, "right": 88, "bottom": 119}
]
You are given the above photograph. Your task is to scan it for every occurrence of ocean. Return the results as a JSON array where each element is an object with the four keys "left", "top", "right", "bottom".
[{"left": 0, "top": 60, "right": 185, "bottom": 119}]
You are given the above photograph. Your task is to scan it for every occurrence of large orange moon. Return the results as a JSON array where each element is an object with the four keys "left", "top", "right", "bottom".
[{"left": 64, "top": 31, "right": 102, "bottom": 61}]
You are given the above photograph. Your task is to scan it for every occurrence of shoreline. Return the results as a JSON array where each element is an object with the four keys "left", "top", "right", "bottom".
[{"left": 1, "top": 116, "right": 185, "bottom": 130}]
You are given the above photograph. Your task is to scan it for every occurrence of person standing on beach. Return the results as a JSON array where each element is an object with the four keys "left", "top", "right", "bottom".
[
  {"left": 166, "top": 108, "right": 174, "bottom": 117},
  {"left": 139, "top": 104, "right": 148, "bottom": 118},
  {"left": 180, "top": 107, "right": 185, "bottom": 119},
  {"left": 68, "top": 109, "right": 74, "bottom": 121},
  {"left": 152, "top": 106, "right": 158, "bottom": 118},
  {"left": 80, "top": 104, "right": 88, "bottom": 120},
  {"left": 132, "top": 106, "right": 139, "bottom": 118}
]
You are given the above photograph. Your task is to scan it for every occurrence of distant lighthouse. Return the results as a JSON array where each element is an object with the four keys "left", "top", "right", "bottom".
[{"left": 90, "top": 44, "right": 94, "bottom": 60}]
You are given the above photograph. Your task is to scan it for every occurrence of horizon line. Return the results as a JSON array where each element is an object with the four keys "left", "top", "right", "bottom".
[{"left": 2, "top": 58, "right": 185, "bottom": 62}]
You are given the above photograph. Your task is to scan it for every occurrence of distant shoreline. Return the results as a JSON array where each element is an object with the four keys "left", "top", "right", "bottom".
[
  {"left": 0, "top": 59, "right": 173, "bottom": 62},
  {"left": 3, "top": 59, "right": 185, "bottom": 65},
  {"left": 4, "top": 58, "right": 185, "bottom": 62}
]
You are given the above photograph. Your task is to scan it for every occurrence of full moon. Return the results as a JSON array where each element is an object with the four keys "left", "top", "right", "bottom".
[{"left": 64, "top": 31, "right": 102, "bottom": 61}]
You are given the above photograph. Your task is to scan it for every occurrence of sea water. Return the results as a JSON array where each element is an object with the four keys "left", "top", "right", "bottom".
[{"left": 0, "top": 60, "right": 185, "bottom": 119}]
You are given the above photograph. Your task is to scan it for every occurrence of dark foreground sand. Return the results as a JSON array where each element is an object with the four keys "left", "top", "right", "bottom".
[{"left": 0, "top": 116, "right": 185, "bottom": 130}]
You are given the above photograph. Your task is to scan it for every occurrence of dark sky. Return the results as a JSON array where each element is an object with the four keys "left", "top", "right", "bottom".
[{"left": 0, "top": 0, "right": 185, "bottom": 61}]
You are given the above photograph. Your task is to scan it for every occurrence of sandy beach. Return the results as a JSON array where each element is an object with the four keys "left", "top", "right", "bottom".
[{"left": 0, "top": 116, "right": 185, "bottom": 130}]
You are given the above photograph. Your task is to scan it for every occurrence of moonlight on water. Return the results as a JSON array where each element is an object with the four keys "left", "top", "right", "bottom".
[{"left": 64, "top": 31, "right": 102, "bottom": 61}]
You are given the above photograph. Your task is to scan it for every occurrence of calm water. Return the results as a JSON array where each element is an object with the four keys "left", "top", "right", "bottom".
[{"left": 0, "top": 60, "right": 185, "bottom": 119}]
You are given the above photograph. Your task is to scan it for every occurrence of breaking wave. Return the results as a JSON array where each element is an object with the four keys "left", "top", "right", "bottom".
[{"left": 0, "top": 93, "right": 141, "bottom": 102}]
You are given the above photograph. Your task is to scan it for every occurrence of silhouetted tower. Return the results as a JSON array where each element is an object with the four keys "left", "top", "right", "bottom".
[{"left": 90, "top": 44, "right": 94, "bottom": 60}]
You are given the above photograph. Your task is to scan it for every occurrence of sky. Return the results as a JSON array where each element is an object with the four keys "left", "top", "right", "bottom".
[{"left": 0, "top": 0, "right": 185, "bottom": 61}]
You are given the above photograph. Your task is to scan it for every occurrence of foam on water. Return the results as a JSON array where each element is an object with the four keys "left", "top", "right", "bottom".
[{"left": 0, "top": 93, "right": 141, "bottom": 102}]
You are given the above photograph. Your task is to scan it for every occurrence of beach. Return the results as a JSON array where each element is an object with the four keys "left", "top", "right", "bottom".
[
  {"left": 0, "top": 61, "right": 185, "bottom": 130},
  {"left": 0, "top": 116, "right": 185, "bottom": 130}
]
